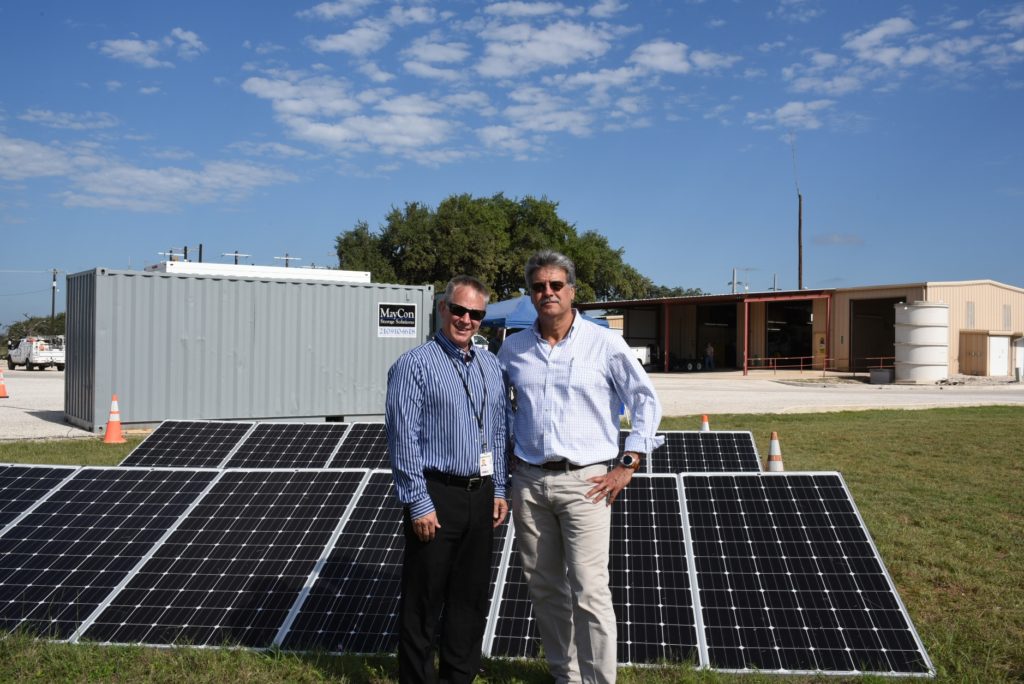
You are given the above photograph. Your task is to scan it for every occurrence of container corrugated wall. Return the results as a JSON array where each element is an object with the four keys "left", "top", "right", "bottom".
[{"left": 65, "top": 268, "right": 434, "bottom": 431}]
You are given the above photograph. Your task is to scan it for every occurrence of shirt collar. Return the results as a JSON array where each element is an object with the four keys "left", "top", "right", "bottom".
[
  {"left": 435, "top": 329, "right": 474, "bottom": 361},
  {"left": 531, "top": 308, "right": 580, "bottom": 342}
]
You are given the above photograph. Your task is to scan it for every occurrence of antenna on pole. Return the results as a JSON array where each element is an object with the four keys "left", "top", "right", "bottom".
[
  {"left": 158, "top": 249, "right": 185, "bottom": 262},
  {"left": 790, "top": 133, "right": 804, "bottom": 290},
  {"left": 273, "top": 253, "right": 302, "bottom": 268},
  {"left": 221, "top": 251, "right": 252, "bottom": 265}
]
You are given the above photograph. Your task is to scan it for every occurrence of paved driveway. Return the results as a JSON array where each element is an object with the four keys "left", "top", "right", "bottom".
[{"left": 2, "top": 367, "right": 1022, "bottom": 441}]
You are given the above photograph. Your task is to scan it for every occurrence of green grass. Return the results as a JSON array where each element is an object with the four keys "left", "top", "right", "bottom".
[{"left": 1, "top": 406, "right": 1022, "bottom": 683}]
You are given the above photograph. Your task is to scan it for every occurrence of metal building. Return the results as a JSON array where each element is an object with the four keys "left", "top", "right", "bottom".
[
  {"left": 578, "top": 279, "right": 1024, "bottom": 379},
  {"left": 65, "top": 266, "right": 434, "bottom": 432}
]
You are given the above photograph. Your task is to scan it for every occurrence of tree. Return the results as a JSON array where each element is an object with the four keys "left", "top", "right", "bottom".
[
  {"left": 334, "top": 193, "right": 702, "bottom": 302},
  {"left": 2, "top": 313, "right": 65, "bottom": 351}
]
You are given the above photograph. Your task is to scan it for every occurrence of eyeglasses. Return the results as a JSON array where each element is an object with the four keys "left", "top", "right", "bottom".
[
  {"left": 446, "top": 301, "right": 486, "bottom": 321},
  {"left": 530, "top": 280, "right": 568, "bottom": 293}
]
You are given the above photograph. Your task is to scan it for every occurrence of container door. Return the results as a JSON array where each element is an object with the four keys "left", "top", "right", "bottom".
[{"left": 988, "top": 336, "right": 1010, "bottom": 376}]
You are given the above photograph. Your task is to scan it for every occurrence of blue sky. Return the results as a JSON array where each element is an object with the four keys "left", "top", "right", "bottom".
[{"left": 2, "top": 1, "right": 1023, "bottom": 325}]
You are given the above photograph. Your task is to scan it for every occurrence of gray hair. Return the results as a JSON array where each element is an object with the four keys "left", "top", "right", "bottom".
[
  {"left": 443, "top": 275, "right": 490, "bottom": 302},
  {"left": 524, "top": 250, "right": 576, "bottom": 290}
]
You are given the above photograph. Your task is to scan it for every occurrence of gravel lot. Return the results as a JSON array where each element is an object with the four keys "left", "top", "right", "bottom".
[{"left": 2, "top": 367, "right": 1023, "bottom": 441}]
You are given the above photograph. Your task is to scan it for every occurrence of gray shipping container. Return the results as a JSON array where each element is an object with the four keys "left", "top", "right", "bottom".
[{"left": 65, "top": 267, "right": 434, "bottom": 432}]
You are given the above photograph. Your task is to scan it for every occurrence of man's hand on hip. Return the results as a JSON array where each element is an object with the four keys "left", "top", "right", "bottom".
[
  {"left": 586, "top": 466, "right": 634, "bottom": 506},
  {"left": 412, "top": 511, "right": 441, "bottom": 542}
]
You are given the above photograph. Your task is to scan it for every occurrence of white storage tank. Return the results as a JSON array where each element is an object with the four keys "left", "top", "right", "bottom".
[{"left": 894, "top": 302, "right": 949, "bottom": 383}]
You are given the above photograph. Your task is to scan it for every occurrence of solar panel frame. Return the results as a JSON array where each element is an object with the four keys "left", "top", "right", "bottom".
[
  {"left": 650, "top": 431, "right": 762, "bottom": 474},
  {"left": 680, "top": 472, "right": 934, "bottom": 677},
  {"left": 118, "top": 420, "right": 257, "bottom": 468},
  {"left": 75, "top": 468, "right": 366, "bottom": 648},
  {"left": 328, "top": 422, "right": 390, "bottom": 469},
  {"left": 485, "top": 474, "right": 699, "bottom": 666},
  {"left": 0, "top": 467, "right": 219, "bottom": 640},
  {"left": 224, "top": 422, "right": 351, "bottom": 469},
  {"left": 0, "top": 464, "right": 80, "bottom": 533}
]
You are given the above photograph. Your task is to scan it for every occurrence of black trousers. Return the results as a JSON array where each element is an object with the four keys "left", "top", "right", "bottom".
[{"left": 398, "top": 477, "right": 494, "bottom": 684}]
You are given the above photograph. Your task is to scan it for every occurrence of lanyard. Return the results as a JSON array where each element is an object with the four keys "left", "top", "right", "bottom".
[{"left": 438, "top": 340, "right": 489, "bottom": 451}]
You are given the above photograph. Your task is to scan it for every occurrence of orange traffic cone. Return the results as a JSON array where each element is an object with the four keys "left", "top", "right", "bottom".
[
  {"left": 767, "top": 431, "right": 784, "bottom": 472},
  {"left": 700, "top": 414, "right": 710, "bottom": 432},
  {"left": 102, "top": 394, "right": 126, "bottom": 444},
  {"left": 0, "top": 368, "right": 8, "bottom": 399}
]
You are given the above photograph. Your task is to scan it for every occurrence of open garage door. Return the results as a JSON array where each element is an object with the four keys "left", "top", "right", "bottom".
[{"left": 850, "top": 298, "right": 903, "bottom": 372}]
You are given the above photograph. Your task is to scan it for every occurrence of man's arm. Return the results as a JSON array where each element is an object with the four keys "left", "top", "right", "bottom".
[{"left": 385, "top": 355, "right": 437, "bottom": 532}]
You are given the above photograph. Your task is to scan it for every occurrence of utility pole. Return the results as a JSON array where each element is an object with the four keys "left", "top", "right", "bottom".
[
  {"left": 273, "top": 254, "right": 302, "bottom": 268},
  {"left": 51, "top": 269, "right": 57, "bottom": 321},
  {"left": 222, "top": 251, "right": 252, "bottom": 265},
  {"left": 798, "top": 192, "right": 804, "bottom": 290}
]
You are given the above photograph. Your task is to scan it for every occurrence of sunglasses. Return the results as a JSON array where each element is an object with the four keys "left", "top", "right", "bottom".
[
  {"left": 446, "top": 301, "right": 486, "bottom": 321},
  {"left": 530, "top": 280, "right": 568, "bottom": 293}
]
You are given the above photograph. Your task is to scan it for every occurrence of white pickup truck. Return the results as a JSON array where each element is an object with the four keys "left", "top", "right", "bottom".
[{"left": 7, "top": 335, "right": 65, "bottom": 371}]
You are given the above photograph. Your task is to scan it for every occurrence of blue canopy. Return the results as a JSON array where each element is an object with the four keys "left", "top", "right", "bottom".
[{"left": 482, "top": 296, "right": 608, "bottom": 329}]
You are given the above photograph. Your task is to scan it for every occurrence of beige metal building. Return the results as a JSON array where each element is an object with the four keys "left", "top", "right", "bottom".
[{"left": 578, "top": 279, "right": 1024, "bottom": 379}]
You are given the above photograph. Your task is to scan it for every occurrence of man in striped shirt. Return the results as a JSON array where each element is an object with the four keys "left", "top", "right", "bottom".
[
  {"left": 386, "top": 275, "right": 509, "bottom": 684},
  {"left": 499, "top": 251, "right": 663, "bottom": 684}
]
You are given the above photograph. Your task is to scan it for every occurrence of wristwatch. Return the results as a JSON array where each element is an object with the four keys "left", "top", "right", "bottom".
[{"left": 618, "top": 451, "right": 641, "bottom": 471}]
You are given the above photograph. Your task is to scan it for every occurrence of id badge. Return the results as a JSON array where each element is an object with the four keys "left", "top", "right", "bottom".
[{"left": 479, "top": 451, "right": 494, "bottom": 477}]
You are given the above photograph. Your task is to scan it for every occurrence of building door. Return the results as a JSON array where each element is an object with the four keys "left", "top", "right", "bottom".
[
  {"left": 988, "top": 336, "right": 1010, "bottom": 376},
  {"left": 1014, "top": 338, "right": 1024, "bottom": 379},
  {"left": 849, "top": 298, "right": 903, "bottom": 372}
]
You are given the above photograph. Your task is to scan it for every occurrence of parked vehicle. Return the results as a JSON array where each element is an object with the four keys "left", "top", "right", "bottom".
[{"left": 7, "top": 335, "right": 65, "bottom": 371}]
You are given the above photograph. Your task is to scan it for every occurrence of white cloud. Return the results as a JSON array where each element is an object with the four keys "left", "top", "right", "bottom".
[
  {"left": 403, "top": 39, "right": 470, "bottom": 63},
  {"left": 758, "top": 40, "right": 787, "bottom": 52},
  {"left": 746, "top": 99, "right": 834, "bottom": 130},
  {"left": 843, "top": 17, "right": 915, "bottom": 64},
  {"left": 169, "top": 27, "right": 207, "bottom": 59},
  {"left": 768, "top": 0, "right": 823, "bottom": 24},
  {"left": 689, "top": 49, "right": 742, "bottom": 70},
  {"left": 244, "top": 40, "right": 286, "bottom": 55},
  {"left": 999, "top": 4, "right": 1024, "bottom": 30},
  {"left": 589, "top": 0, "right": 626, "bottom": 19},
  {"left": 106, "top": 80, "right": 123, "bottom": 91},
  {"left": 297, "top": 0, "right": 377, "bottom": 20},
  {"left": 404, "top": 61, "right": 462, "bottom": 80},
  {"left": 0, "top": 134, "right": 73, "bottom": 179},
  {"left": 485, "top": 2, "right": 565, "bottom": 18},
  {"left": 308, "top": 18, "right": 391, "bottom": 55},
  {"left": 477, "top": 21, "right": 611, "bottom": 77},
  {"left": 629, "top": 40, "right": 690, "bottom": 73},
  {"left": 359, "top": 61, "right": 395, "bottom": 82},
  {"left": 139, "top": 86, "right": 162, "bottom": 95},
  {"left": 477, "top": 124, "right": 535, "bottom": 158},
  {"left": 229, "top": 141, "right": 311, "bottom": 158},
  {"left": 18, "top": 109, "right": 120, "bottom": 130},
  {"left": 242, "top": 75, "right": 361, "bottom": 118},
  {"left": 389, "top": 5, "right": 436, "bottom": 25},
  {"left": 148, "top": 147, "right": 195, "bottom": 160},
  {"left": 443, "top": 91, "right": 495, "bottom": 114},
  {"left": 94, "top": 28, "right": 207, "bottom": 68},
  {"left": 503, "top": 86, "right": 591, "bottom": 135},
  {"left": 94, "top": 38, "right": 173, "bottom": 68}
]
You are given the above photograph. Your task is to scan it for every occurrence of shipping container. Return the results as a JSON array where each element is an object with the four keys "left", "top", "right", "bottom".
[{"left": 65, "top": 267, "right": 434, "bottom": 432}]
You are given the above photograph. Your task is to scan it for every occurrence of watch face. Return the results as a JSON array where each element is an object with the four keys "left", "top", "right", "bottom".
[{"left": 620, "top": 453, "right": 636, "bottom": 468}]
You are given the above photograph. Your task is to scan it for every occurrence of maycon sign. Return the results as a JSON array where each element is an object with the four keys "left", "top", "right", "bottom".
[{"left": 377, "top": 302, "right": 418, "bottom": 338}]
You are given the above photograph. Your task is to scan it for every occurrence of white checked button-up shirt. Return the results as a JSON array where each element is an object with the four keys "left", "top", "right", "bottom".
[{"left": 498, "top": 312, "right": 664, "bottom": 465}]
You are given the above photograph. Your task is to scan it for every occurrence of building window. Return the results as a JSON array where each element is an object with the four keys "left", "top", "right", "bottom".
[
  {"left": 966, "top": 301, "right": 975, "bottom": 328},
  {"left": 1004, "top": 304, "right": 1012, "bottom": 331}
]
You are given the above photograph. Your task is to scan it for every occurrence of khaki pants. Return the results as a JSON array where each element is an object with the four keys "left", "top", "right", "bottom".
[{"left": 511, "top": 463, "right": 617, "bottom": 684}]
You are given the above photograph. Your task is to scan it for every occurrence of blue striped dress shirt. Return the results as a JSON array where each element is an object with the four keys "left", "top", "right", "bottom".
[
  {"left": 499, "top": 312, "right": 664, "bottom": 464},
  {"left": 386, "top": 331, "right": 509, "bottom": 519}
]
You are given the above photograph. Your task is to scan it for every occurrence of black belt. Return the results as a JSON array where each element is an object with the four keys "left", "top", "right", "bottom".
[
  {"left": 518, "top": 457, "right": 586, "bottom": 472},
  {"left": 424, "top": 470, "right": 490, "bottom": 491}
]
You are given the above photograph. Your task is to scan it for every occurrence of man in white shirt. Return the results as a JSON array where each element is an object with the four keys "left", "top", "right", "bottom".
[{"left": 498, "top": 250, "right": 663, "bottom": 684}]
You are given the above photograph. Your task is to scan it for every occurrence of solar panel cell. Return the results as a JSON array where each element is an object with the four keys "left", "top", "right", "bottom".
[
  {"left": 0, "top": 465, "right": 78, "bottom": 529},
  {"left": 120, "top": 421, "right": 254, "bottom": 468},
  {"left": 650, "top": 432, "right": 761, "bottom": 473},
  {"left": 331, "top": 423, "right": 390, "bottom": 469},
  {"left": 225, "top": 423, "right": 349, "bottom": 469},
  {"left": 683, "top": 473, "right": 932, "bottom": 675},
  {"left": 81, "top": 469, "right": 363, "bottom": 647},
  {"left": 0, "top": 468, "right": 217, "bottom": 639}
]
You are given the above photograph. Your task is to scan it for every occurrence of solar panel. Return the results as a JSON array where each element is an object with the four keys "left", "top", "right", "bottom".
[
  {"left": 0, "top": 468, "right": 218, "bottom": 639},
  {"left": 330, "top": 423, "right": 390, "bottom": 469},
  {"left": 0, "top": 465, "right": 78, "bottom": 529},
  {"left": 119, "top": 420, "right": 255, "bottom": 468},
  {"left": 79, "top": 469, "right": 364, "bottom": 648},
  {"left": 224, "top": 423, "right": 349, "bottom": 469},
  {"left": 650, "top": 432, "right": 761, "bottom": 474},
  {"left": 487, "top": 475, "right": 697, "bottom": 665},
  {"left": 279, "top": 470, "right": 402, "bottom": 653},
  {"left": 682, "top": 472, "right": 933, "bottom": 675},
  {"left": 612, "top": 474, "right": 698, "bottom": 665}
]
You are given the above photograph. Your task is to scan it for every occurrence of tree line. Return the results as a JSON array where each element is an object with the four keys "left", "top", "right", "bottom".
[{"left": 335, "top": 193, "right": 702, "bottom": 303}]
